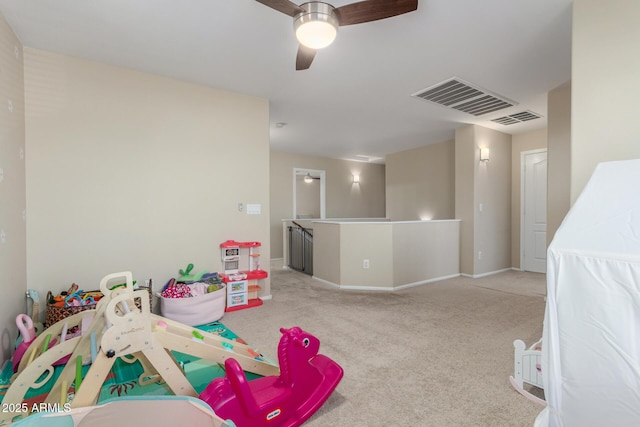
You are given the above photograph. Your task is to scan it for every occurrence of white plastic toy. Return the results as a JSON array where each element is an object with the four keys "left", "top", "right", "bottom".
[{"left": 509, "top": 338, "right": 545, "bottom": 406}]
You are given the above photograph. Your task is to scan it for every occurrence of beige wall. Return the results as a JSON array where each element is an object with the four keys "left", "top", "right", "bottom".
[
  {"left": 455, "top": 125, "right": 512, "bottom": 276},
  {"left": 392, "top": 221, "right": 460, "bottom": 286},
  {"left": 547, "top": 83, "right": 571, "bottom": 245},
  {"left": 0, "top": 15, "right": 26, "bottom": 364},
  {"left": 572, "top": 0, "right": 640, "bottom": 202},
  {"left": 385, "top": 140, "right": 455, "bottom": 221},
  {"left": 270, "top": 150, "right": 386, "bottom": 259},
  {"left": 24, "top": 49, "right": 271, "bottom": 308},
  {"left": 474, "top": 126, "right": 512, "bottom": 275},
  {"left": 454, "top": 126, "right": 476, "bottom": 275},
  {"left": 510, "top": 129, "right": 548, "bottom": 268},
  {"left": 312, "top": 222, "right": 341, "bottom": 285},
  {"left": 339, "top": 223, "right": 394, "bottom": 288}
]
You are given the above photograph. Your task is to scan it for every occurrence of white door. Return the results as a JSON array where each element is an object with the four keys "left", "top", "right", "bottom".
[{"left": 522, "top": 150, "right": 547, "bottom": 273}]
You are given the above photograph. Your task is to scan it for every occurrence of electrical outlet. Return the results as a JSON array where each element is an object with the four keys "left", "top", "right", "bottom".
[
  {"left": 238, "top": 202, "right": 243, "bottom": 212},
  {"left": 478, "top": 251, "right": 483, "bottom": 260},
  {"left": 363, "top": 259, "right": 370, "bottom": 269}
]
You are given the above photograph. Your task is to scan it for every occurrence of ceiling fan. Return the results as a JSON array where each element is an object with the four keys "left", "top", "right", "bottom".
[
  {"left": 256, "top": 0, "right": 418, "bottom": 70},
  {"left": 302, "top": 173, "right": 320, "bottom": 183}
]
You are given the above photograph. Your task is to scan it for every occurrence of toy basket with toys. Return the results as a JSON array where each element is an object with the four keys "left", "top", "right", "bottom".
[
  {"left": 44, "top": 284, "right": 98, "bottom": 327},
  {"left": 45, "top": 282, "right": 152, "bottom": 327}
]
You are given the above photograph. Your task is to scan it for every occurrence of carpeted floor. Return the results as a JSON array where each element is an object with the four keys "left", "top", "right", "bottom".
[{"left": 221, "top": 265, "right": 547, "bottom": 426}]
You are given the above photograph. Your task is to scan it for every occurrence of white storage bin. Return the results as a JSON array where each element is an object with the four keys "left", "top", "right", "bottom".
[{"left": 159, "top": 284, "right": 225, "bottom": 326}]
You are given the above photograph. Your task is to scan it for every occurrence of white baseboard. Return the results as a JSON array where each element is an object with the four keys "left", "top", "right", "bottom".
[
  {"left": 394, "top": 273, "right": 461, "bottom": 290},
  {"left": 340, "top": 285, "right": 396, "bottom": 291},
  {"left": 311, "top": 277, "right": 341, "bottom": 289},
  {"left": 461, "top": 267, "right": 513, "bottom": 279},
  {"left": 312, "top": 273, "right": 461, "bottom": 292},
  {"left": 312, "top": 276, "right": 395, "bottom": 291}
]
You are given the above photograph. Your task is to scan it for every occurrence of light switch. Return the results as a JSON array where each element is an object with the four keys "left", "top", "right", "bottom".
[{"left": 247, "top": 204, "right": 261, "bottom": 215}]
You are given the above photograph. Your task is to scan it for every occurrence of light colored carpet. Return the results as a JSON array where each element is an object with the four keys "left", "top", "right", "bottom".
[{"left": 221, "top": 266, "right": 546, "bottom": 426}]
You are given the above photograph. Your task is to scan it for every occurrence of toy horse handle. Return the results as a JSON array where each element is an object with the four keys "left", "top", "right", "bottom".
[
  {"left": 16, "top": 314, "right": 36, "bottom": 343},
  {"left": 224, "top": 358, "right": 261, "bottom": 418}
]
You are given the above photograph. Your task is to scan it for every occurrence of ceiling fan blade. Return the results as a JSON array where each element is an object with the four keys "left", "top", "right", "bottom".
[
  {"left": 335, "top": 0, "right": 418, "bottom": 26},
  {"left": 255, "top": 0, "right": 304, "bottom": 17},
  {"left": 296, "top": 45, "right": 316, "bottom": 70}
]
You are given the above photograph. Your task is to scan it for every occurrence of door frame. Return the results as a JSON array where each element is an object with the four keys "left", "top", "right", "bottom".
[{"left": 520, "top": 148, "right": 547, "bottom": 272}]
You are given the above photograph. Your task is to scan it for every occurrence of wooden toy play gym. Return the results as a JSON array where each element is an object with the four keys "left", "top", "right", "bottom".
[{"left": 0, "top": 269, "right": 343, "bottom": 427}]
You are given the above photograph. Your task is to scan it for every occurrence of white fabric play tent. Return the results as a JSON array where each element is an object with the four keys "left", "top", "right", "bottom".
[{"left": 536, "top": 159, "right": 640, "bottom": 426}]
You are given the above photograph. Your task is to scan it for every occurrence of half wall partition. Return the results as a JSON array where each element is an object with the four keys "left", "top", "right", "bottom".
[{"left": 312, "top": 220, "right": 461, "bottom": 290}]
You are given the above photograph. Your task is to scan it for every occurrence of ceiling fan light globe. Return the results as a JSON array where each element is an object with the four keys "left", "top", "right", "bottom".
[
  {"left": 296, "top": 20, "right": 337, "bottom": 49},
  {"left": 294, "top": 2, "right": 338, "bottom": 50}
]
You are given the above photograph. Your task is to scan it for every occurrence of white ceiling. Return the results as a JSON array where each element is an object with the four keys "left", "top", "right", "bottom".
[{"left": 0, "top": 0, "right": 572, "bottom": 163}]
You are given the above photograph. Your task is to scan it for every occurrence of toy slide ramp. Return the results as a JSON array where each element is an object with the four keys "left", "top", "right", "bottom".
[{"left": 9, "top": 396, "right": 235, "bottom": 427}]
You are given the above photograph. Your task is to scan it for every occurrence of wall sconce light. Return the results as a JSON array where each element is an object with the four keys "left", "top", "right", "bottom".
[
  {"left": 353, "top": 174, "right": 360, "bottom": 184},
  {"left": 480, "top": 148, "right": 490, "bottom": 162}
]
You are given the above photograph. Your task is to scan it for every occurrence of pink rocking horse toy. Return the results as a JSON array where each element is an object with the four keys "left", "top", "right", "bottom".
[{"left": 199, "top": 326, "right": 343, "bottom": 427}]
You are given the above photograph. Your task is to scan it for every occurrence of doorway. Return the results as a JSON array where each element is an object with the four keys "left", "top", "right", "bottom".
[
  {"left": 521, "top": 149, "right": 547, "bottom": 273},
  {"left": 293, "top": 168, "right": 325, "bottom": 219}
]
